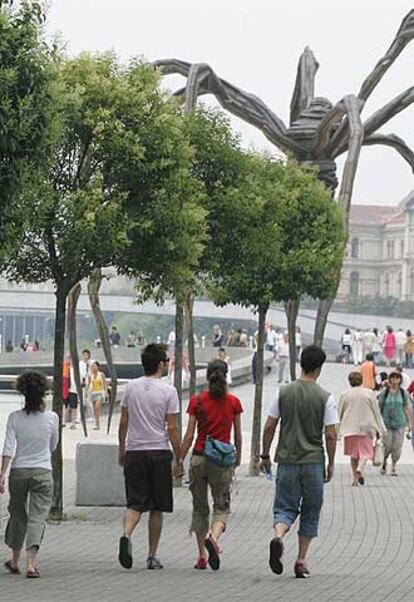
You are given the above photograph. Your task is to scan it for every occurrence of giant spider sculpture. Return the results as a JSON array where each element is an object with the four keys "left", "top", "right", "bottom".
[{"left": 154, "top": 10, "right": 414, "bottom": 342}]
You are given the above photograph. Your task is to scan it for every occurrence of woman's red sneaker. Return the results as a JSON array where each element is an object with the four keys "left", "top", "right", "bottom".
[{"left": 194, "top": 557, "right": 208, "bottom": 570}]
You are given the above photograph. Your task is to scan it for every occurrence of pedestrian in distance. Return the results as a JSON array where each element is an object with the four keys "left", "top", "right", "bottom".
[
  {"left": 260, "top": 345, "right": 338, "bottom": 579},
  {"left": 378, "top": 370, "right": 411, "bottom": 476},
  {"left": 352, "top": 328, "right": 363, "bottom": 365},
  {"left": 276, "top": 332, "right": 290, "bottom": 383},
  {"left": 295, "top": 326, "right": 302, "bottom": 362},
  {"left": 88, "top": 361, "right": 108, "bottom": 430},
  {"left": 338, "top": 371, "right": 386, "bottom": 486},
  {"left": 217, "top": 347, "right": 232, "bottom": 386},
  {"left": 405, "top": 329, "right": 414, "bottom": 368},
  {"left": 118, "top": 344, "right": 181, "bottom": 571},
  {"left": 372, "top": 328, "right": 382, "bottom": 365},
  {"left": 382, "top": 326, "right": 397, "bottom": 367},
  {"left": 212, "top": 325, "right": 224, "bottom": 348},
  {"left": 177, "top": 359, "right": 243, "bottom": 571},
  {"left": 341, "top": 328, "right": 352, "bottom": 364},
  {"left": 79, "top": 348, "right": 94, "bottom": 419},
  {"left": 359, "top": 353, "right": 378, "bottom": 391},
  {"left": 62, "top": 356, "right": 79, "bottom": 429},
  {"left": 0, "top": 371, "right": 59, "bottom": 578}
]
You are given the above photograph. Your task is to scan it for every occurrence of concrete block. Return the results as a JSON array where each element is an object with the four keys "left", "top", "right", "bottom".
[{"left": 76, "top": 442, "right": 125, "bottom": 506}]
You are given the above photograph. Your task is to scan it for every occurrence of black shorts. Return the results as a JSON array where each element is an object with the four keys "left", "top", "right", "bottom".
[
  {"left": 124, "top": 450, "right": 173, "bottom": 513},
  {"left": 63, "top": 392, "right": 78, "bottom": 409}
]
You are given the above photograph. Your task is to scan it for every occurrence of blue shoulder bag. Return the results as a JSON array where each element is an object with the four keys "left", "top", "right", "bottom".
[{"left": 197, "top": 395, "right": 236, "bottom": 468}]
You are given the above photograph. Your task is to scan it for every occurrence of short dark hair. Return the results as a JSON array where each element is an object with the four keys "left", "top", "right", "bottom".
[
  {"left": 348, "top": 371, "right": 363, "bottom": 387},
  {"left": 141, "top": 343, "right": 168, "bottom": 376},
  {"left": 16, "top": 370, "right": 49, "bottom": 414},
  {"left": 300, "top": 344, "right": 326, "bottom": 374},
  {"left": 82, "top": 349, "right": 91, "bottom": 357},
  {"left": 366, "top": 353, "right": 374, "bottom": 361}
]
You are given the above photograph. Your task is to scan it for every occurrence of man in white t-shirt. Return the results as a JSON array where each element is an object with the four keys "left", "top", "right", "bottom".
[
  {"left": 118, "top": 343, "right": 181, "bottom": 571},
  {"left": 395, "top": 329, "right": 407, "bottom": 364},
  {"left": 260, "top": 345, "right": 338, "bottom": 579}
]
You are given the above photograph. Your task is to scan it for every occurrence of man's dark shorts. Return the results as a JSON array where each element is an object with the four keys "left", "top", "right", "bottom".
[
  {"left": 124, "top": 450, "right": 173, "bottom": 513},
  {"left": 63, "top": 392, "right": 78, "bottom": 409}
]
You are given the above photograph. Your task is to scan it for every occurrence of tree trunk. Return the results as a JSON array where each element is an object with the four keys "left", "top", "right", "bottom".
[
  {"left": 173, "top": 301, "right": 184, "bottom": 438},
  {"left": 184, "top": 293, "right": 196, "bottom": 398},
  {"left": 87, "top": 269, "right": 117, "bottom": 434},
  {"left": 249, "top": 304, "right": 267, "bottom": 476},
  {"left": 285, "top": 298, "right": 300, "bottom": 381},
  {"left": 314, "top": 297, "right": 335, "bottom": 347},
  {"left": 50, "top": 286, "right": 68, "bottom": 520},
  {"left": 68, "top": 283, "right": 87, "bottom": 437}
]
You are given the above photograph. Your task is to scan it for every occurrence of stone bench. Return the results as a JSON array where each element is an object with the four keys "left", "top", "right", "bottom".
[{"left": 76, "top": 442, "right": 125, "bottom": 506}]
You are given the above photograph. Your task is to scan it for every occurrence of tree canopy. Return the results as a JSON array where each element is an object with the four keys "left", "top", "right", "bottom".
[{"left": 0, "top": 0, "right": 55, "bottom": 259}]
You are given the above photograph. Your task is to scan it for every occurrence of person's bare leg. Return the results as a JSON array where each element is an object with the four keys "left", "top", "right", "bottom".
[
  {"left": 148, "top": 511, "right": 163, "bottom": 557},
  {"left": 297, "top": 536, "right": 311, "bottom": 561},
  {"left": 7, "top": 548, "right": 21, "bottom": 571},
  {"left": 357, "top": 458, "right": 367, "bottom": 475},
  {"left": 72, "top": 408, "right": 78, "bottom": 423},
  {"left": 196, "top": 530, "right": 208, "bottom": 559},
  {"left": 93, "top": 401, "right": 100, "bottom": 428},
  {"left": 210, "top": 520, "right": 225, "bottom": 543},
  {"left": 350, "top": 458, "right": 359, "bottom": 485},
  {"left": 123, "top": 508, "right": 141, "bottom": 537},
  {"left": 62, "top": 406, "right": 67, "bottom": 425},
  {"left": 274, "top": 523, "right": 289, "bottom": 539},
  {"left": 26, "top": 546, "right": 38, "bottom": 574}
]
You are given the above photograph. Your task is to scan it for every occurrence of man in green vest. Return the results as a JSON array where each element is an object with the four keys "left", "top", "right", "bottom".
[{"left": 260, "top": 344, "right": 338, "bottom": 578}]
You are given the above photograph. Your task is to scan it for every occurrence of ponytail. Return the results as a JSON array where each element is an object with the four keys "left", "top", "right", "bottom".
[{"left": 207, "top": 359, "right": 227, "bottom": 399}]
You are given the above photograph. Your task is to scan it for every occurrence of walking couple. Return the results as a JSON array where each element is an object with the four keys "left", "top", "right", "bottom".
[
  {"left": 117, "top": 343, "right": 243, "bottom": 571},
  {"left": 118, "top": 343, "right": 338, "bottom": 579}
]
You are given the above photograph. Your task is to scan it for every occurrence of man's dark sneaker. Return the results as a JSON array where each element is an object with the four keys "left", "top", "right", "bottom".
[
  {"left": 294, "top": 559, "right": 310, "bottom": 578},
  {"left": 204, "top": 536, "right": 220, "bottom": 571},
  {"left": 269, "top": 537, "right": 284, "bottom": 575},
  {"left": 118, "top": 536, "right": 133, "bottom": 569},
  {"left": 147, "top": 556, "right": 163, "bottom": 570}
]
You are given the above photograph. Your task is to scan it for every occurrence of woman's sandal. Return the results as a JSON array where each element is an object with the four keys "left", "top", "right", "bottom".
[
  {"left": 4, "top": 561, "right": 21, "bottom": 575},
  {"left": 26, "top": 568, "right": 40, "bottom": 578}
]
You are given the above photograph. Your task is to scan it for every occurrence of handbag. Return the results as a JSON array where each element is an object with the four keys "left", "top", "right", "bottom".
[
  {"left": 196, "top": 395, "right": 236, "bottom": 467},
  {"left": 373, "top": 440, "right": 384, "bottom": 467}
]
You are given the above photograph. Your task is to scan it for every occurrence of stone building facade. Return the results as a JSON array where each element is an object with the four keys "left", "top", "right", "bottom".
[{"left": 339, "top": 190, "right": 414, "bottom": 301}]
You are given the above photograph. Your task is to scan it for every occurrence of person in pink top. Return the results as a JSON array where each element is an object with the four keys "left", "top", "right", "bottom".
[
  {"left": 383, "top": 326, "right": 396, "bottom": 366},
  {"left": 117, "top": 344, "right": 181, "bottom": 571}
]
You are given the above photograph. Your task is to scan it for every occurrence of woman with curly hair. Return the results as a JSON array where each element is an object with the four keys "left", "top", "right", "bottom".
[{"left": 0, "top": 371, "right": 59, "bottom": 578}]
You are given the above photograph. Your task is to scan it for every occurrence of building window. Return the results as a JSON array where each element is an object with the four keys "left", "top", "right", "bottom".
[
  {"left": 350, "top": 272, "right": 359, "bottom": 297},
  {"left": 400, "top": 239, "right": 404, "bottom": 258},
  {"left": 387, "top": 240, "right": 395, "bottom": 259},
  {"left": 351, "top": 238, "right": 359, "bottom": 258}
]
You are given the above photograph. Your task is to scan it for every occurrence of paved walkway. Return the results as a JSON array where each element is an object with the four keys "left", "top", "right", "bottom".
[{"left": 1, "top": 364, "right": 414, "bottom": 601}]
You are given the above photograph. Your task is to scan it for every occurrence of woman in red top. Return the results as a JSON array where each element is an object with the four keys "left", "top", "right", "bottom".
[{"left": 178, "top": 360, "right": 243, "bottom": 572}]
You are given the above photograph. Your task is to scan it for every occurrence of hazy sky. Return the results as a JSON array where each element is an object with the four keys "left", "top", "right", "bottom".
[{"left": 47, "top": 0, "right": 413, "bottom": 206}]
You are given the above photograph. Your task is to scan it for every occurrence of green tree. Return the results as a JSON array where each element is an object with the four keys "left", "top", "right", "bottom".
[
  {"left": 273, "top": 162, "right": 345, "bottom": 378},
  {"left": 0, "top": 0, "right": 55, "bottom": 259},
  {"left": 181, "top": 107, "right": 247, "bottom": 393},
  {"left": 209, "top": 156, "right": 344, "bottom": 475},
  {"left": 2, "top": 53, "right": 199, "bottom": 517}
]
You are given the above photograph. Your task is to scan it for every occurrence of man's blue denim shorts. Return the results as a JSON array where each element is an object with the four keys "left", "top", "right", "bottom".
[{"left": 273, "top": 463, "right": 324, "bottom": 539}]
